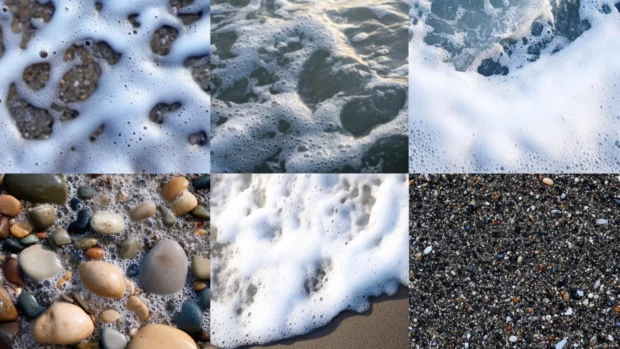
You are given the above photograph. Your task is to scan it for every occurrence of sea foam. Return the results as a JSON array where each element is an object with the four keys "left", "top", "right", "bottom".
[
  {"left": 0, "top": 0, "right": 210, "bottom": 173},
  {"left": 409, "top": 0, "right": 620, "bottom": 172},
  {"left": 210, "top": 174, "right": 408, "bottom": 348}
]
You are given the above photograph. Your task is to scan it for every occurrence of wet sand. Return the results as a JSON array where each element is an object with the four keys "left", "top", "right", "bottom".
[{"left": 247, "top": 287, "right": 408, "bottom": 349}]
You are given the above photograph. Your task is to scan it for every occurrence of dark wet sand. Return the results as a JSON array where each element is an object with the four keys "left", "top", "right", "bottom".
[{"left": 246, "top": 287, "right": 409, "bottom": 349}]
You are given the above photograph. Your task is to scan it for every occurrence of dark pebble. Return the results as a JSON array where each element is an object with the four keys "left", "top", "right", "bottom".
[
  {"left": 3, "top": 239, "right": 23, "bottom": 253},
  {"left": 496, "top": 253, "right": 504, "bottom": 260},
  {"left": 70, "top": 198, "right": 81, "bottom": 211},
  {"left": 197, "top": 288, "right": 210, "bottom": 310},
  {"left": 77, "top": 186, "right": 97, "bottom": 200},
  {"left": 126, "top": 264, "right": 139, "bottom": 278},
  {"left": 67, "top": 209, "right": 90, "bottom": 234},
  {"left": 192, "top": 176, "right": 210, "bottom": 190},
  {"left": 17, "top": 292, "right": 42, "bottom": 319},
  {"left": 174, "top": 301, "right": 202, "bottom": 334},
  {"left": 2, "top": 259, "right": 24, "bottom": 287}
]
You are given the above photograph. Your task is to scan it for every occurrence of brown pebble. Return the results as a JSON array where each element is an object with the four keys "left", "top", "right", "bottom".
[
  {"left": 0, "top": 195, "right": 21, "bottom": 217},
  {"left": 35, "top": 232, "right": 47, "bottom": 239},
  {"left": 192, "top": 281, "right": 206, "bottom": 291},
  {"left": 0, "top": 217, "right": 9, "bottom": 239},
  {"left": 99, "top": 309, "right": 120, "bottom": 323},
  {"left": 196, "top": 228, "right": 207, "bottom": 236},
  {"left": 162, "top": 177, "right": 189, "bottom": 202},
  {"left": 9, "top": 222, "right": 32, "bottom": 238},
  {"left": 542, "top": 177, "right": 554, "bottom": 186},
  {"left": 2, "top": 259, "right": 25, "bottom": 287},
  {"left": 85, "top": 247, "right": 104, "bottom": 260}
]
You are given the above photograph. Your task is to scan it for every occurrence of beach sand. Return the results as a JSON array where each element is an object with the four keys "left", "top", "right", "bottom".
[{"left": 246, "top": 287, "right": 408, "bottom": 349}]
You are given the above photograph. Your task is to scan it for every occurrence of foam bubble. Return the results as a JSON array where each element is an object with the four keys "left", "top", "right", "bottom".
[
  {"left": 0, "top": 0, "right": 210, "bottom": 173},
  {"left": 409, "top": 0, "right": 620, "bottom": 172},
  {"left": 210, "top": 174, "right": 408, "bottom": 348}
]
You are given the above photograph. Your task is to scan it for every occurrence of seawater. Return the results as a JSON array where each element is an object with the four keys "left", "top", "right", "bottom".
[
  {"left": 409, "top": 0, "right": 620, "bottom": 172},
  {"left": 211, "top": 0, "right": 409, "bottom": 173}
]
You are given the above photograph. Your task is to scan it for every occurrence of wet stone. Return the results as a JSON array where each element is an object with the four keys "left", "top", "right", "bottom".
[
  {"left": 191, "top": 176, "right": 210, "bottom": 190},
  {"left": 2, "top": 174, "right": 68, "bottom": 205},
  {"left": 77, "top": 186, "right": 97, "bottom": 199},
  {"left": 2, "top": 259, "right": 25, "bottom": 287},
  {"left": 158, "top": 206, "right": 177, "bottom": 227},
  {"left": 191, "top": 205, "right": 210, "bottom": 221},
  {"left": 67, "top": 209, "right": 90, "bottom": 234},
  {"left": 17, "top": 291, "right": 42, "bottom": 319},
  {"left": 119, "top": 239, "right": 140, "bottom": 259},
  {"left": 50, "top": 228, "right": 71, "bottom": 247},
  {"left": 3, "top": 239, "right": 23, "bottom": 253},
  {"left": 174, "top": 301, "right": 202, "bottom": 334},
  {"left": 28, "top": 204, "right": 56, "bottom": 231}
]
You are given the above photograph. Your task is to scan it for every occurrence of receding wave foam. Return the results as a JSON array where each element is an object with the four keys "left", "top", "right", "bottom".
[
  {"left": 210, "top": 174, "right": 408, "bottom": 348},
  {"left": 409, "top": 0, "right": 620, "bottom": 172},
  {"left": 211, "top": 0, "right": 409, "bottom": 173}
]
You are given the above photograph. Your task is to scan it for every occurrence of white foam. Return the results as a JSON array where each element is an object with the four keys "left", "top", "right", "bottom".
[
  {"left": 211, "top": 0, "right": 408, "bottom": 172},
  {"left": 409, "top": 0, "right": 620, "bottom": 172},
  {"left": 210, "top": 174, "right": 408, "bottom": 348},
  {"left": 0, "top": 0, "right": 210, "bottom": 173}
]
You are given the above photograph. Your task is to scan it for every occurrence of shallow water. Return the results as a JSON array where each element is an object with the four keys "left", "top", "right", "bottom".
[
  {"left": 409, "top": 0, "right": 620, "bottom": 172},
  {"left": 211, "top": 0, "right": 409, "bottom": 173}
]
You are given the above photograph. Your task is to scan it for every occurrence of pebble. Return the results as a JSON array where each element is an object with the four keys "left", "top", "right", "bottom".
[
  {"left": 3, "top": 239, "right": 23, "bottom": 253},
  {"left": 50, "top": 228, "right": 72, "bottom": 246},
  {"left": 196, "top": 288, "right": 210, "bottom": 310},
  {"left": 28, "top": 204, "right": 56, "bottom": 231},
  {"left": 192, "top": 281, "right": 206, "bottom": 291},
  {"left": 0, "top": 195, "right": 21, "bottom": 217},
  {"left": 102, "top": 327, "right": 128, "bottom": 349},
  {"left": 423, "top": 246, "right": 432, "bottom": 255},
  {"left": 17, "top": 291, "right": 42, "bottom": 318},
  {"left": 126, "top": 296, "right": 149, "bottom": 322},
  {"left": 20, "top": 234, "right": 40, "bottom": 246},
  {"left": 174, "top": 300, "right": 202, "bottom": 334},
  {"left": 3, "top": 174, "right": 68, "bottom": 204},
  {"left": 90, "top": 211, "right": 125, "bottom": 234},
  {"left": 172, "top": 191, "right": 198, "bottom": 217},
  {"left": 31, "top": 302, "right": 94, "bottom": 345},
  {"left": 77, "top": 186, "right": 97, "bottom": 199},
  {"left": 85, "top": 247, "right": 105, "bottom": 260},
  {"left": 0, "top": 286, "right": 18, "bottom": 321},
  {"left": 10, "top": 222, "right": 32, "bottom": 238},
  {"left": 595, "top": 218, "right": 608, "bottom": 225},
  {"left": 18, "top": 244, "right": 63, "bottom": 281},
  {"left": 162, "top": 177, "right": 189, "bottom": 202},
  {"left": 2, "top": 259, "right": 25, "bottom": 287},
  {"left": 542, "top": 178, "right": 554, "bottom": 186},
  {"left": 119, "top": 239, "right": 141, "bottom": 259},
  {"left": 126, "top": 324, "right": 197, "bottom": 349},
  {"left": 79, "top": 261, "right": 126, "bottom": 298},
  {"left": 158, "top": 205, "right": 177, "bottom": 227},
  {"left": 191, "top": 175, "right": 210, "bottom": 190},
  {"left": 70, "top": 198, "right": 81, "bottom": 211},
  {"left": 126, "top": 263, "right": 140, "bottom": 277},
  {"left": 100, "top": 309, "right": 121, "bottom": 323},
  {"left": 0, "top": 322, "right": 20, "bottom": 347},
  {"left": 140, "top": 239, "right": 188, "bottom": 295},
  {"left": 67, "top": 209, "right": 91, "bottom": 234},
  {"left": 129, "top": 202, "right": 156, "bottom": 221},
  {"left": 74, "top": 237, "right": 98, "bottom": 250},
  {"left": 92, "top": 194, "right": 112, "bottom": 206},
  {"left": 191, "top": 256, "right": 210, "bottom": 280},
  {"left": 509, "top": 335, "right": 518, "bottom": 342},
  {"left": 191, "top": 205, "right": 210, "bottom": 220},
  {"left": 0, "top": 217, "right": 8, "bottom": 239}
]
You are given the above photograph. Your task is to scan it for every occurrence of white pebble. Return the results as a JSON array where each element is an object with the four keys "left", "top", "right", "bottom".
[{"left": 424, "top": 246, "right": 432, "bottom": 255}]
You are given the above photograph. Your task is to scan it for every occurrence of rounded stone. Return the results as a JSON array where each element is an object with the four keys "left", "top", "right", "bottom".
[
  {"left": 102, "top": 327, "right": 128, "bottom": 349},
  {"left": 158, "top": 206, "right": 176, "bottom": 227},
  {"left": 18, "top": 244, "right": 63, "bottom": 281},
  {"left": 139, "top": 239, "right": 188, "bottom": 295},
  {"left": 0, "top": 195, "right": 21, "bottom": 217},
  {"left": 542, "top": 178, "right": 554, "bottom": 186},
  {"left": 3, "top": 239, "right": 23, "bottom": 253},
  {"left": 17, "top": 291, "right": 42, "bottom": 319},
  {"left": 77, "top": 186, "right": 97, "bottom": 200},
  {"left": 174, "top": 301, "right": 202, "bottom": 334},
  {"left": 0, "top": 322, "right": 20, "bottom": 348},
  {"left": 3, "top": 174, "right": 68, "bottom": 205},
  {"left": 50, "top": 228, "right": 72, "bottom": 247},
  {"left": 9, "top": 222, "right": 32, "bottom": 239},
  {"left": 191, "top": 176, "right": 210, "bottom": 190},
  {"left": 99, "top": 309, "right": 120, "bottom": 323},
  {"left": 2, "top": 259, "right": 25, "bottom": 287},
  {"left": 119, "top": 239, "right": 141, "bottom": 259},
  {"left": 74, "top": 237, "right": 98, "bottom": 250},
  {"left": 28, "top": 204, "right": 56, "bottom": 231},
  {"left": 0, "top": 287, "right": 18, "bottom": 321},
  {"left": 78, "top": 261, "right": 126, "bottom": 299},
  {"left": 67, "top": 209, "right": 90, "bottom": 234},
  {"left": 129, "top": 202, "right": 156, "bottom": 221},
  {"left": 172, "top": 191, "right": 198, "bottom": 217},
  {"left": 20, "top": 234, "right": 40, "bottom": 246},
  {"left": 191, "top": 256, "right": 210, "bottom": 281},
  {"left": 196, "top": 288, "right": 210, "bottom": 310},
  {"left": 90, "top": 211, "right": 125, "bottom": 235},
  {"left": 85, "top": 247, "right": 105, "bottom": 260},
  {"left": 162, "top": 177, "right": 189, "bottom": 203},
  {"left": 31, "top": 302, "right": 94, "bottom": 345},
  {"left": 127, "top": 324, "right": 197, "bottom": 349},
  {"left": 0, "top": 217, "right": 8, "bottom": 239},
  {"left": 190, "top": 205, "right": 210, "bottom": 221}
]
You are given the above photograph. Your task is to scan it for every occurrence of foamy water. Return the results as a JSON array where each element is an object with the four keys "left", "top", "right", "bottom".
[
  {"left": 409, "top": 0, "right": 620, "bottom": 172},
  {"left": 210, "top": 174, "right": 408, "bottom": 348},
  {"left": 211, "top": 0, "right": 409, "bottom": 173},
  {"left": 0, "top": 0, "right": 210, "bottom": 173}
]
